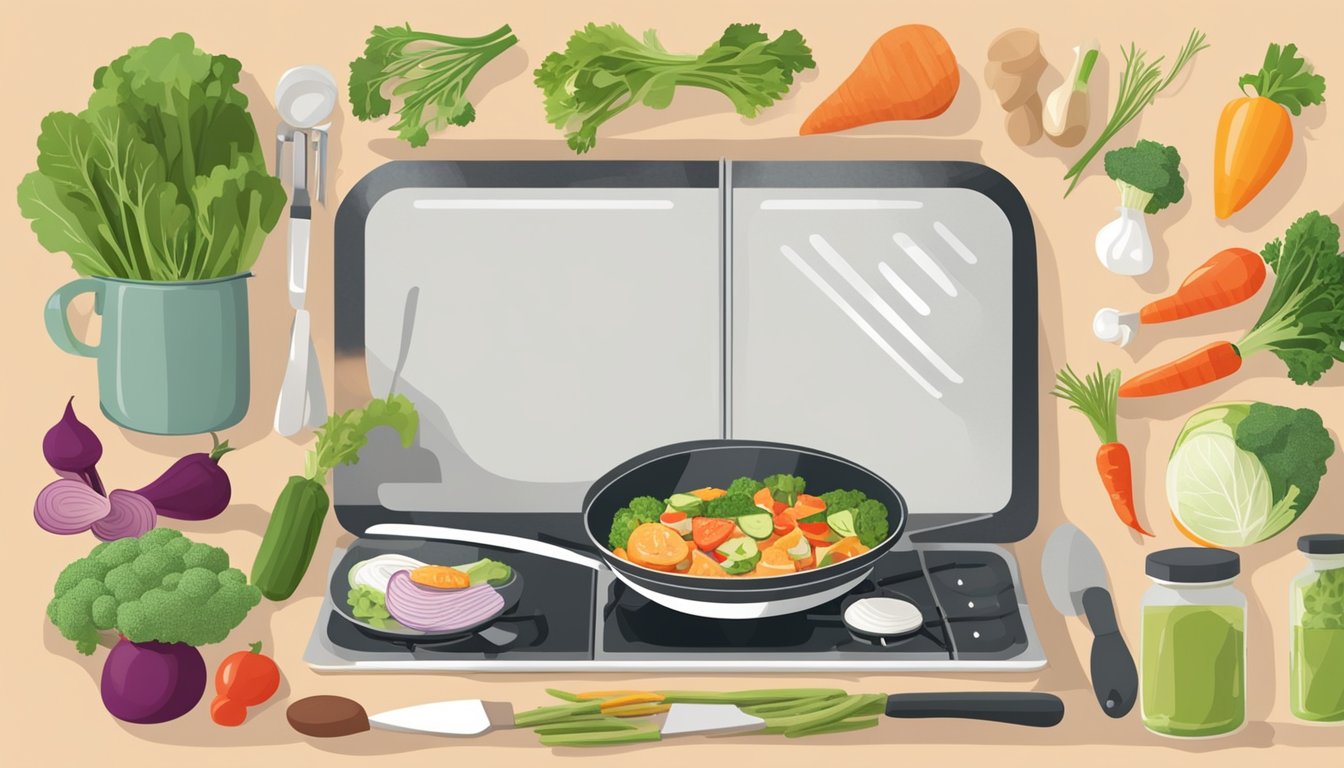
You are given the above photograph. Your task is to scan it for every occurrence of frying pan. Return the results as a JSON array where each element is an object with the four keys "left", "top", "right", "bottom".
[
  {"left": 583, "top": 440, "right": 908, "bottom": 619},
  {"left": 366, "top": 440, "right": 908, "bottom": 620},
  {"left": 329, "top": 540, "right": 525, "bottom": 642}
]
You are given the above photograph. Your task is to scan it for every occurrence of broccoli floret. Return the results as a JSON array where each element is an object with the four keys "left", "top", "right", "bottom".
[
  {"left": 763, "top": 474, "right": 806, "bottom": 506},
  {"left": 727, "top": 477, "right": 765, "bottom": 496},
  {"left": 628, "top": 496, "right": 665, "bottom": 522},
  {"left": 1103, "top": 139, "right": 1184, "bottom": 214},
  {"left": 853, "top": 499, "right": 891, "bottom": 548},
  {"left": 818, "top": 489, "right": 866, "bottom": 514},
  {"left": 47, "top": 529, "right": 261, "bottom": 655},
  {"left": 609, "top": 508, "right": 641, "bottom": 549},
  {"left": 704, "top": 493, "right": 759, "bottom": 519}
]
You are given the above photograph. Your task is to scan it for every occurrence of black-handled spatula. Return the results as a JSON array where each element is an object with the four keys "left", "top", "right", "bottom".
[{"left": 1041, "top": 523, "right": 1138, "bottom": 717}]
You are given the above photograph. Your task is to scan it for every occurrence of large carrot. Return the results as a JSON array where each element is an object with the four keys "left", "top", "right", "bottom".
[
  {"left": 1118, "top": 342, "right": 1243, "bottom": 398},
  {"left": 1052, "top": 365, "right": 1151, "bottom": 536},
  {"left": 799, "top": 25, "right": 959, "bottom": 135},
  {"left": 1139, "top": 248, "right": 1266, "bottom": 323},
  {"left": 1214, "top": 43, "right": 1325, "bottom": 219}
]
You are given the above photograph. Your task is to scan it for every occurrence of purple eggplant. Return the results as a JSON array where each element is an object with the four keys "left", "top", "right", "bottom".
[
  {"left": 44, "top": 397, "right": 105, "bottom": 495},
  {"left": 135, "top": 433, "right": 236, "bottom": 521}
]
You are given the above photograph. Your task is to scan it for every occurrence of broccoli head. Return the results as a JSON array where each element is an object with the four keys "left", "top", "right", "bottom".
[
  {"left": 727, "top": 476, "right": 765, "bottom": 496},
  {"left": 628, "top": 496, "right": 665, "bottom": 521},
  {"left": 704, "top": 493, "right": 759, "bottom": 519},
  {"left": 763, "top": 474, "right": 806, "bottom": 506},
  {"left": 818, "top": 489, "right": 866, "bottom": 514},
  {"left": 609, "top": 508, "right": 640, "bottom": 549},
  {"left": 853, "top": 499, "right": 891, "bottom": 548},
  {"left": 1104, "top": 139, "right": 1184, "bottom": 214},
  {"left": 47, "top": 528, "right": 261, "bottom": 655}
]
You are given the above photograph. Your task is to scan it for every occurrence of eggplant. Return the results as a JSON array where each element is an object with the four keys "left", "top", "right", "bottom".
[{"left": 135, "top": 433, "right": 235, "bottom": 521}]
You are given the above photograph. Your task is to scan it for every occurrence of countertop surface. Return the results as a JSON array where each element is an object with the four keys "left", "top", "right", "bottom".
[{"left": 3, "top": 1, "right": 1341, "bottom": 765}]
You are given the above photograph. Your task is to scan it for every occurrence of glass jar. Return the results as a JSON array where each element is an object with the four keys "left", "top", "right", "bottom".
[
  {"left": 1140, "top": 548, "right": 1245, "bottom": 737},
  {"left": 1290, "top": 534, "right": 1344, "bottom": 722}
]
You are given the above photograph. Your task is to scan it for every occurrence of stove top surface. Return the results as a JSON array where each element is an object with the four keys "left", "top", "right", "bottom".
[{"left": 305, "top": 539, "right": 1043, "bottom": 672}]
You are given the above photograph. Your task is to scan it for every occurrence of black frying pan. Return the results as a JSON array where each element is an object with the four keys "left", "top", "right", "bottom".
[{"left": 582, "top": 440, "right": 908, "bottom": 619}]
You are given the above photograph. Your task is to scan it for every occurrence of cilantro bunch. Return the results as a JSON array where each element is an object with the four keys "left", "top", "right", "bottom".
[
  {"left": 535, "top": 23, "right": 815, "bottom": 153},
  {"left": 349, "top": 23, "right": 518, "bottom": 147}
]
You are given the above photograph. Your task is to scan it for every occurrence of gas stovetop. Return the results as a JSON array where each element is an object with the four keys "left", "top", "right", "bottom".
[{"left": 304, "top": 538, "right": 1044, "bottom": 672}]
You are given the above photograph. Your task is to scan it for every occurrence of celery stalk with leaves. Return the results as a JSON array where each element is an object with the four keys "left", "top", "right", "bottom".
[
  {"left": 1063, "top": 29, "right": 1208, "bottom": 196},
  {"left": 251, "top": 395, "right": 419, "bottom": 601},
  {"left": 348, "top": 23, "right": 518, "bottom": 147},
  {"left": 535, "top": 23, "right": 815, "bottom": 153}
]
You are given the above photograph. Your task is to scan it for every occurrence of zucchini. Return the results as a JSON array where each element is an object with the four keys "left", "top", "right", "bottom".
[
  {"left": 736, "top": 513, "right": 774, "bottom": 540},
  {"left": 251, "top": 476, "right": 330, "bottom": 601}
]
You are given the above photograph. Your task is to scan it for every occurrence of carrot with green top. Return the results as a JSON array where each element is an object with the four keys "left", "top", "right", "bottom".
[{"left": 1053, "top": 365, "right": 1152, "bottom": 536}]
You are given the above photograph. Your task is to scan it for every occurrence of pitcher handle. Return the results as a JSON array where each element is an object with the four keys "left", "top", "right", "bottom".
[{"left": 44, "top": 278, "right": 102, "bottom": 358}]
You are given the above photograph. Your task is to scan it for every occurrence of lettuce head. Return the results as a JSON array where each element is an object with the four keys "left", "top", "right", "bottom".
[{"left": 1167, "top": 402, "right": 1334, "bottom": 547}]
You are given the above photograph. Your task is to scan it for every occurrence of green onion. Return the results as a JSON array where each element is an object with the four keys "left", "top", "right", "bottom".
[
  {"left": 537, "top": 719, "right": 661, "bottom": 747},
  {"left": 1063, "top": 29, "right": 1208, "bottom": 196},
  {"left": 786, "top": 716, "right": 881, "bottom": 738},
  {"left": 514, "top": 700, "right": 602, "bottom": 727},
  {"left": 657, "top": 688, "right": 847, "bottom": 705},
  {"left": 544, "top": 688, "right": 583, "bottom": 702}
]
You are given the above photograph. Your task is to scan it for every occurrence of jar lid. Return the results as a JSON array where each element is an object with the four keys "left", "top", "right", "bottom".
[
  {"left": 1298, "top": 534, "right": 1344, "bottom": 555},
  {"left": 1146, "top": 547, "right": 1240, "bottom": 583}
]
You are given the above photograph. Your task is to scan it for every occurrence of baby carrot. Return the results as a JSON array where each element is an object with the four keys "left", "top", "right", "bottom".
[
  {"left": 1052, "top": 365, "right": 1152, "bottom": 536},
  {"left": 1117, "top": 342, "right": 1243, "bottom": 398},
  {"left": 1138, "top": 248, "right": 1266, "bottom": 323}
]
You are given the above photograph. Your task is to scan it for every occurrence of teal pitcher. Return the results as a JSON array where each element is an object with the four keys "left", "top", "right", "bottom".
[{"left": 44, "top": 274, "right": 251, "bottom": 435}]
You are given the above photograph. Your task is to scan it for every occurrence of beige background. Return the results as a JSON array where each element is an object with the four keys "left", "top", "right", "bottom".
[{"left": 3, "top": 0, "right": 1342, "bottom": 764}]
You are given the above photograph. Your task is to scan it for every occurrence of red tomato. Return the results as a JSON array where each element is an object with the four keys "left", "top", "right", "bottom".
[{"left": 692, "top": 517, "right": 736, "bottom": 551}]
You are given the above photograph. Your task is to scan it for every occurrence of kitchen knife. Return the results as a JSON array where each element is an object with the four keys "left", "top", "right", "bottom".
[
  {"left": 659, "top": 692, "right": 1065, "bottom": 736},
  {"left": 1041, "top": 523, "right": 1138, "bottom": 718},
  {"left": 367, "top": 699, "right": 516, "bottom": 736}
]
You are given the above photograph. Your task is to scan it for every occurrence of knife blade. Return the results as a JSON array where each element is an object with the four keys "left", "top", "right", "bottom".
[
  {"left": 367, "top": 699, "right": 515, "bottom": 736},
  {"left": 1040, "top": 523, "right": 1137, "bottom": 718},
  {"left": 658, "top": 692, "right": 1064, "bottom": 737}
]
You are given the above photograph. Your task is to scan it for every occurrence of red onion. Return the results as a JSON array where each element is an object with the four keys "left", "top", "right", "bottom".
[
  {"left": 92, "top": 490, "right": 158, "bottom": 541},
  {"left": 384, "top": 570, "right": 504, "bottom": 633},
  {"left": 34, "top": 479, "right": 111, "bottom": 534},
  {"left": 43, "top": 398, "right": 105, "bottom": 495}
]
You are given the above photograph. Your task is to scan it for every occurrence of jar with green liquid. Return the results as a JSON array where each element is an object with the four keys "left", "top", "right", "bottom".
[
  {"left": 1141, "top": 548, "right": 1245, "bottom": 738},
  {"left": 1291, "top": 534, "right": 1344, "bottom": 723}
]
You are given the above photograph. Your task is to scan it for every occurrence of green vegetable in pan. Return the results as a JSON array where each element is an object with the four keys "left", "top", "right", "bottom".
[
  {"left": 349, "top": 23, "right": 519, "bottom": 147},
  {"left": 535, "top": 22, "right": 815, "bottom": 153},
  {"left": 252, "top": 395, "right": 419, "bottom": 601}
]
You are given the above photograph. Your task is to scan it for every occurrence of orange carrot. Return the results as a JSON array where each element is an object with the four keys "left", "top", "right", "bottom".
[
  {"left": 625, "top": 522, "right": 690, "bottom": 568},
  {"left": 1095, "top": 443, "right": 1151, "bottom": 536},
  {"left": 1052, "top": 365, "right": 1151, "bottom": 536},
  {"left": 1139, "top": 248, "right": 1266, "bottom": 323},
  {"left": 1118, "top": 341, "right": 1243, "bottom": 398},
  {"left": 799, "top": 25, "right": 959, "bottom": 135},
  {"left": 1214, "top": 44, "right": 1325, "bottom": 219}
]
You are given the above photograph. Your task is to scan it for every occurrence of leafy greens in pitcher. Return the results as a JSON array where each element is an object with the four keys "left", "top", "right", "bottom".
[{"left": 17, "top": 33, "right": 285, "bottom": 281}]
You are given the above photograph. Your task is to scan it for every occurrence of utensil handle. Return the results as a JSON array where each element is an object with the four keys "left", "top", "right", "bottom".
[
  {"left": 1082, "top": 586, "right": 1138, "bottom": 718},
  {"left": 884, "top": 692, "right": 1064, "bottom": 727},
  {"left": 365, "top": 523, "right": 607, "bottom": 572}
]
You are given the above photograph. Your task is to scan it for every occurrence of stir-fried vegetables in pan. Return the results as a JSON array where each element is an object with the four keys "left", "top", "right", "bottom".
[{"left": 607, "top": 475, "right": 889, "bottom": 577}]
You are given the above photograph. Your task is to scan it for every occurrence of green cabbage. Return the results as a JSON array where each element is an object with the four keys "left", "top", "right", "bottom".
[{"left": 1167, "top": 403, "right": 1334, "bottom": 547}]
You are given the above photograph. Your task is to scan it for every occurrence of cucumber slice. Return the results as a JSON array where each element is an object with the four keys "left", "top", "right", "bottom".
[
  {"left": 718, "top": 537, "right": 761, "bottom": 575},
  {"left": 721, "top": 552, "right": 761, "bottom": 575},
  {"left": 667, "top": 493, "right": 704, "bottom": 516},
  {"left": 827, "top": 509, "right": 857, "bottom": 538},
  {"left": 736, "top": 513, "right": 774, "bottom": 540}
]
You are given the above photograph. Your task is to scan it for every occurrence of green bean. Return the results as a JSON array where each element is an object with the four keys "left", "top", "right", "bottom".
[
  {"left": 514, "top": 700, "right": 602, "bottom": 727},
  {"left": 765, "top": 694, "right": 871, "bottom": 731},
  {"left": 742, "top": 693, "right": 846, "bottom": 716},
  {"left": 747, "top": 696, "right": 848, "bottom": 720},
  {"left": 538, "top": 720, "right": 661, "bottom": 747},
  {"left": 545, "top": 688, "right": 583, "bottom": 702},
  {"left": 658, "top": 688, "right": 847, "bottom": 705},
  {"left": 786, "top": 716, "right": 880, "bottom": 738},
  {"left": 533, "top": 716, "right": 633, "bottom": 736}
]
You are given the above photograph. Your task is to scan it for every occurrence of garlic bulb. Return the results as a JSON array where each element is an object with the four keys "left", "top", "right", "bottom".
[{"left": 1095, "top": 207, "right": 1153, "bottom": 276}]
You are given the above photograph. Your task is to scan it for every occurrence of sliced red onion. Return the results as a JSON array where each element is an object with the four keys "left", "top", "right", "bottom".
[
  {"left": 384, "top": 570, "right": 504, "bottom": 633},
  {"left": 92, "top": 490, "right": 158, "bottom": 541},
  {"left": 34, "top": 479, "right": 111, "bottom": 534}
]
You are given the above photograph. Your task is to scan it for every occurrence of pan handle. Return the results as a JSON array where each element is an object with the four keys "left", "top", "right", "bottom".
[
  {"left": 364, "top": 523, "right": 607, "bottom": 572},
  {"left": 884, "top": 692, "right": 1064, "bottom": 727}
]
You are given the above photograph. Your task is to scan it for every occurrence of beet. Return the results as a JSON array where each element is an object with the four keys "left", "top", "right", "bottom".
[
  {"left": 135, "top": 434, "right": 234, "bottom": 521},
  {"left": 101, "top": 639, "right": 207, "bottom": 724}
]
